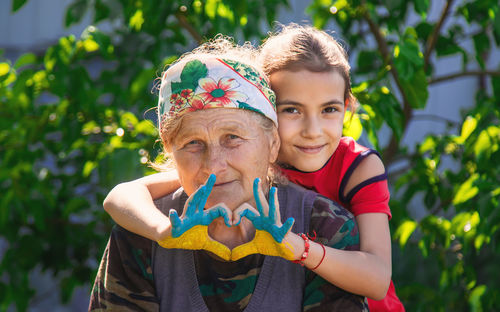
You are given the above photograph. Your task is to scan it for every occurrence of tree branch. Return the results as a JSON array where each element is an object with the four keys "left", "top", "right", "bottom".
[
  {"left": 411, "top": 113, "right": 460, "bottom": 126},
  {"left": 174, "top": 12, "right": 203, "bottom": 44},
  {"left": 360, "top": 6, "right": 412, "bottom": 164},
  {"left": 424, "top": 0, "right": 456, "bottom": 71},
  {"left": 429, "top": 70, "right": 500, "bottom": 84}
]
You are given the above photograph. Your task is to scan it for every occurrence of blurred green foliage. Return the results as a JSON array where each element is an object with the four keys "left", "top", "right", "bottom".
[
  {"left": 307, "top": 0, "right": 500, "bottom": 310},
  {"left": 1, "top": 0, "right": 499, "bottom": 311}
]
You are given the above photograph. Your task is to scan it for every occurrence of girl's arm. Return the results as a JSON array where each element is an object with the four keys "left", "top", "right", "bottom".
[
  {"left": 103, "top": 170, "right": 181, "bottom": 241},
  {"left": 285, "top": 154, "right": 392, "bottom": 300}
]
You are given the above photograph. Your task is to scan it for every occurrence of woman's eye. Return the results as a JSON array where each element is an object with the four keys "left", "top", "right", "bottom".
[
  {"left": 183, "top": 140, "right": 203, "bottom": 150},
  {"left": 224, "top": 134, "right": 243, "bottom": 146}
]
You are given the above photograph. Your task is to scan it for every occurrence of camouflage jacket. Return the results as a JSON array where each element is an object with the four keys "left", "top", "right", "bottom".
[{"left": 89, "top": 191, "right": 368, "bottom": 312}]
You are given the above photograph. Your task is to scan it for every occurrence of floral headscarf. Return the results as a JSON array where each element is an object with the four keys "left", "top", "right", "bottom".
[{"left": 157, "top": 57, "right": 277, "bottom": 133}]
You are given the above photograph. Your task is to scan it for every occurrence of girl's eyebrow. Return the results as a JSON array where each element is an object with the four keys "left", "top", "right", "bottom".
[
  {"left": 277, "top": 100, "right": 344, "bottom": 106},
  {"left": 276, "top": 100, "right": 304, "bottom": 106}
]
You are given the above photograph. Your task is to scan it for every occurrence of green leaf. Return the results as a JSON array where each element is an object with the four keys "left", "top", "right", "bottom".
[
  {"left": 394, "top": 220, "right": 418, "bottom": 248},
  {"left": 83, "top": 161, "right": 97, "bottom": 177},
  {"left": 451, "top": 211, "right": 480, "bottom": 236},
  {"left": 419, "top": 136, "right": 436, "bottom": 154},
  {"left": 94, "top": 0, "right": 110, "bottom": 23},
  {"left": 13, "top": 53, "right": 36, "bottom": 69},
  {"left": 172, "top": 59, "right": 208, "bottom": 94},
  {"left": 400, "top": 68, "right": 429, "bottom": 109},
  {"left": 11, "top": 0, "right": 28, "bottom": 12},
  {"left": 474, "top": 126, "right": 500, "bottom": 159},
  {"left": 120, "top": 112, "right": 139, "bottom": 128},
  {"left": 473, "top": 33, "right": 490, "bottom": 69},
  {"left": 129, "top": 10, "right": 145, "bottom": 31},
  {"left": 414, "top": 0, "right": 429, "bottom": 18},
  {"left": 130, "top": 68, "right": 156, "bottom": 101},
  {"left": 457, "top": 115, "right": 478, "bottom": 144},
  {"left": 343, "top": 111, "right": 363, "bottom": 140},
  {"left": 205, "top": 0, "right": 218, "bottom": 19},
  {"left": 494, "top": 6, "right": 500, "bottom": 45},
  {"left": 474, "top": 234, "right": 490, "bottom": 250},
  {"left": 453, "top": 174, "right": 479, "bottom": 205},
  {"left": 469, "top": 285, "right": 487, "bottom": 312},
  {"left": 65, "top": 0, "right": 87, "bottom": 27}
]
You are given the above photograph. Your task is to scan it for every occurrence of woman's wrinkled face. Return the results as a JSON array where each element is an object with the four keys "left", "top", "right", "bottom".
[{"left": 171, "top": 108, "right": 279, "bottom": 210}]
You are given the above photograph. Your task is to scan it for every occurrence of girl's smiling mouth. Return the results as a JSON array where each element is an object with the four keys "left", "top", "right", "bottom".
[{"left": 295, "top": 144, "right": 326, "bottom": 154}]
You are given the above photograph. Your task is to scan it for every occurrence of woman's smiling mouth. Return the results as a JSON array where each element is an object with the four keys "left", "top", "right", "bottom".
[{"left": 213, "top": 180, "right": 234, "bottom": 187}]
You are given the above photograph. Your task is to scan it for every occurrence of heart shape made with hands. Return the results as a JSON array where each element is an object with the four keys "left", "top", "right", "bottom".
[{"left": 157, "top": 175, "right": 296, "bottom": 261}]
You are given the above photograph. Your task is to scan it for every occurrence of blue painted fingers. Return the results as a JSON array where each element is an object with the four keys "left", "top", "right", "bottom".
[
  {"left": 169, "top": 174, "right": 231, "bottom": 237},
  {"left": 247, "top": 178, "right": 294, "bottom": 243}
]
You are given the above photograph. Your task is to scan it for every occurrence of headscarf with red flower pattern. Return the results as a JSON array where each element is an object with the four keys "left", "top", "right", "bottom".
[{"left": 158, "top": 57, "right": 277, "bottom": 133}]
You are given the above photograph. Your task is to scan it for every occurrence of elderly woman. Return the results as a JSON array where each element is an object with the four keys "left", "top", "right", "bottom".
[{"left": 89, "top": 40, "right": 366, "bottom": 311}]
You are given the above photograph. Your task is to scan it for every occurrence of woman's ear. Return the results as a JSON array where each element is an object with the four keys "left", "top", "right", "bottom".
[{"left": 269, "top": 128, "right": 281, "bottom": 163}]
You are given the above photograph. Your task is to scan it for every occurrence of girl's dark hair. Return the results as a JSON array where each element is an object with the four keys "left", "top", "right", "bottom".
[{"left": 260, "top": 24, "right": 357, "bottom": 111}]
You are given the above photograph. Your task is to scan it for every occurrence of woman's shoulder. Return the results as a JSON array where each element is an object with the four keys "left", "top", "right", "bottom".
[{"left": 310, "top": 195, "right": 360, "bottom": 250}]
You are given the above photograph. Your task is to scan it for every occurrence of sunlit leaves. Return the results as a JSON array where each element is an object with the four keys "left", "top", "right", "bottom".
[
  {"left": 205, "top": 0, "right": 234, "bottom": 22},
  {"left": 0, "top": 63, "right": 10, "bottom": 76},
  {"left": 394, "top": 28, "right": 428, "bottom": 109},
  {"left": 129, "top": 10, "right": 145, "bottom": 31},
  {"left": 473, "top": 126, "right": 500, "bottom": 160},
  {"left": 13, "top": 53, "right": 36, "bottom": 69},
  {"left": 394, "top": 220, "right": 417, "bottom": 248},
  {"left": 469, "top": 285, "right": 487, "bottom": 312},
  {"left": 457, "top": 115, "right": 478, "bottom": 144},
  {"left": 342, "top": 111, "right": 362, "bottom": 140},
  {"left": 0, "top": 62, "right": 16, "bottom": 86},
  {"left": 306, "top": 0, "right": 500, "bottom": 310},
  {"left": 453, "top": 174, "right": 479, "bottom": 206}
]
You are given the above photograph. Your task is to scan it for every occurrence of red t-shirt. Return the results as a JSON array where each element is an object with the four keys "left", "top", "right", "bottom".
[{"left": 280, "top": 136, "right": 404, "bottom": 312}]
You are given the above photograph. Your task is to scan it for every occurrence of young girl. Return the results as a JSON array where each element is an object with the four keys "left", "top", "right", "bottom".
[{"left": 103, "top": 24, "right": 404, "bottom": 311}]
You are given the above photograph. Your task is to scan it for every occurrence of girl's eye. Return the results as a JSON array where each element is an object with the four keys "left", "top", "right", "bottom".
[
  {"left": 323, "top": 106, "right": 338, "bottom": 113},
  {"left": 281, "top": 107, "right": 299, "bottom": 114}
]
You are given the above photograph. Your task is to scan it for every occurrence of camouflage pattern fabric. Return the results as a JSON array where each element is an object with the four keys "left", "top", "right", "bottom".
[{"left": 89, "top": 192, "right": 368, "bottom": 311}]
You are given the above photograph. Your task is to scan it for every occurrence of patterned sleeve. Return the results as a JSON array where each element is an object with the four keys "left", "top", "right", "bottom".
[
  {"left": 89, "top": 225, "right": 159, "bottom": 311},
  {"left": 303, "top": 195, "right": 369, "bottom": 312}
]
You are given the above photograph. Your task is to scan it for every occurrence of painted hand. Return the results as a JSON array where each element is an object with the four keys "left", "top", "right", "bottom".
[
  {"left": 157, "top": 174, "right": 232, "bottom": 260},
  {"left": 231, "top": 178, "right": 295, "bottom": 261}
]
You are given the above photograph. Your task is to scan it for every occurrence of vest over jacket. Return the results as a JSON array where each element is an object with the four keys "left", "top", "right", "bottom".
[{"left": 152, "top": 183, "right": 316, "bottom": 312}]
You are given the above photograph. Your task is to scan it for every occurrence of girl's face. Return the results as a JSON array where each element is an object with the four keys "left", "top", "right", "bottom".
[{"left": 271, "top": 70, "right": 346, "bottom": 172}]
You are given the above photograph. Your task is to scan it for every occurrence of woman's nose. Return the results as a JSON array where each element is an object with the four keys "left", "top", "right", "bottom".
[{"left": 202, "top": 145, "right": 227, "bottom": 174}]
